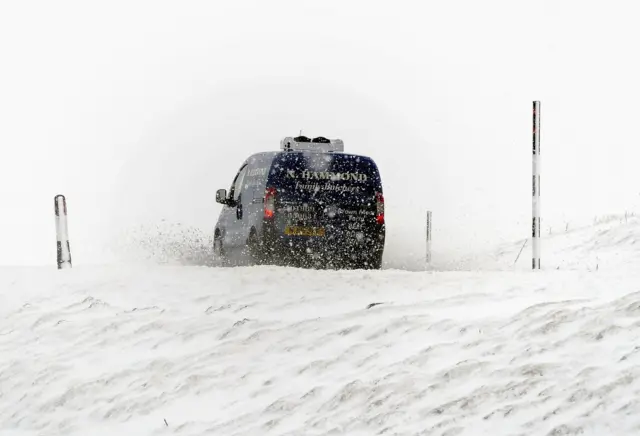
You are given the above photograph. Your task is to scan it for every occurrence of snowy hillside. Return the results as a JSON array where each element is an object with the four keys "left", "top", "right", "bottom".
[
  {"left": 3, "top": 220, "right": 640, "bottom": 435},
  {"left": 449, "top": 213, "right": 640, "bottom": 273}
]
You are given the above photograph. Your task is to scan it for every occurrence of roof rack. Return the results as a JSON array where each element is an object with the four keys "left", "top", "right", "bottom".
[{"left": 280, "top": 136, "right": 344, "bottom": 153}]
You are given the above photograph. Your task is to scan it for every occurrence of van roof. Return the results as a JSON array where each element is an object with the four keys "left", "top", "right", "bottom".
[{"left": 247, "top": 150, "right": 377, "bottom": 164}]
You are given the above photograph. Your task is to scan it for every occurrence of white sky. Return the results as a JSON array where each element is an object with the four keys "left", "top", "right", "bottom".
[{"left": 1, "top": 0, "right": 640, "bottom": 266}]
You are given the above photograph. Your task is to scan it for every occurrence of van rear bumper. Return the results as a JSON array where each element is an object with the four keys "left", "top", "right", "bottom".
[{"left": 261, "top": 224, "right": 384, "bottom": 268}]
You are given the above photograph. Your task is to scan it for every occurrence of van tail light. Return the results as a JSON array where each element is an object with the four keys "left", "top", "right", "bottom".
[
  {"left": 264, "top": 187, "right": 276, "bottom": 219},
  {"left": 375, "top": 192, "right": 385, "bottom": 225}
]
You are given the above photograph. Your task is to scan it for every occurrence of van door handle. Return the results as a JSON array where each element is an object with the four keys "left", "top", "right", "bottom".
[{"left": 236, "top": 203, "right": 243, "bottom": 219}]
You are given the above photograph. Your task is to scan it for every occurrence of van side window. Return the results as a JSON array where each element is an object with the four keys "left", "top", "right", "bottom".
[{"left": 229, "top": 165, "right": 248, "bottom": 202}]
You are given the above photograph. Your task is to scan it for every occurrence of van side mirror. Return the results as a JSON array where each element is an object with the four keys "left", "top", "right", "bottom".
[{"left": 216, "top": 189, "right": 228, "bottom": 205}]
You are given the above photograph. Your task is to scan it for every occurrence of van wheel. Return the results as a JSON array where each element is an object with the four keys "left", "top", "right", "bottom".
[
  {"left": 247, "top": 231, "right": 264, "bottom": 266},
  {"left": 356, "top": 254, "right": 382, "bottom": 270},
  {"left": 369, "top": 252, "right": 383, "bottom": 270},
  {"left": 367, "top": 257, "right": 383, "bottom": 270},
  {"left": 213, "top": 235, "right": 228, "bottom": 267}
]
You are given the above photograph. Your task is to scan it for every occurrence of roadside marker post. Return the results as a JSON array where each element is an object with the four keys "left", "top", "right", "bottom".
[{"left": 54, "top": 194, "right": 72, "bottom": 269}]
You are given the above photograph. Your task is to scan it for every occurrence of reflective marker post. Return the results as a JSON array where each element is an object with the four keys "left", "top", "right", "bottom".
[
  {"left": 54, "top": 194, "right": 72, "bottom": 269},
  {"left": 532, "top": 101, "right": 541, "bottom": 270},
  {"left": 426, "top": 211, "right": 432, "bottom": 265}
]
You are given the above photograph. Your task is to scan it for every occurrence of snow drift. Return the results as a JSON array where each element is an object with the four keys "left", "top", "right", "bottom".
[{"left": 2, "top": 218, "right": 640, "bottom": 435}]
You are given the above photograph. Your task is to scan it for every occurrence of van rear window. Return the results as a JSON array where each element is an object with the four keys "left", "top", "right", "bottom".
[{"left": 269, "top": 152, "right": 381, "bottom": 202}]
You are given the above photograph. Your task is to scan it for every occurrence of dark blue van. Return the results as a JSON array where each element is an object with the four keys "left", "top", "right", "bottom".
[{"left": 214, "top": 136, "right": 385, "bottom": 269}]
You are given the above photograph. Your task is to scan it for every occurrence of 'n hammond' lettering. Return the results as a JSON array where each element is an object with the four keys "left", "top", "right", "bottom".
[{"left": 285, "top": 170, "right": 368, "bottom": 182}]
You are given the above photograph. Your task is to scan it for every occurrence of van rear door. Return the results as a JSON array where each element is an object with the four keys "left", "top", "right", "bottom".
[{"left": 267, "top": 152, "right": 383, "bottom": 247}]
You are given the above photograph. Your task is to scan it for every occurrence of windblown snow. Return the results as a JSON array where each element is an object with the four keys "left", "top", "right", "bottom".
[{"left": 3, "top": 217, "right": 640, "bottom": 435}]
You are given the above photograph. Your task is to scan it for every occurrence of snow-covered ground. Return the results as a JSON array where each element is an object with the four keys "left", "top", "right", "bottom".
[
  {"left": 3, "top": 218, "right": 640, "bottom": 435},
  {"left": 451, "top": 213, "right": 640, "bottom": 273}
]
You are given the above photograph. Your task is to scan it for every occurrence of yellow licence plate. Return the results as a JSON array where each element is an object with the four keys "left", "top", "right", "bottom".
[{"left": 284, "top": 226, "right": 326, "bottom": 237}]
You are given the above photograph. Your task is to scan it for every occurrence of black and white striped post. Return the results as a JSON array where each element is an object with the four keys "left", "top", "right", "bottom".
[
  {"left": 532, "top": 101, "right": 541, "bottom": 270},
  {"left": 54, "top": 194, "right": 72, "bottom": 269},
  {"left": 426, "top": 211, "right": 432, "bottom": 265}
]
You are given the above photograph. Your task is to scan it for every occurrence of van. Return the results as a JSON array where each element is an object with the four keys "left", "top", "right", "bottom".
[{"left": 214, "top": 136, "right": 385, "bottom": 269}]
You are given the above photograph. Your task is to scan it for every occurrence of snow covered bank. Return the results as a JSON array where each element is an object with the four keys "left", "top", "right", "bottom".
[
  {"left": 2, "top": 260, "right": 640, "bottom": 435},
  {"left": 449, "top": 214, "right": 640, "bottom": 273}
]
